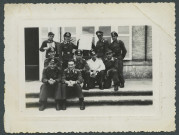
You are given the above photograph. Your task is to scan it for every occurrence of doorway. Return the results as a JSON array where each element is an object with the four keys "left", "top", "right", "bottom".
[{"left": 25, "top": 28, "right": 39, "bottom": 81}]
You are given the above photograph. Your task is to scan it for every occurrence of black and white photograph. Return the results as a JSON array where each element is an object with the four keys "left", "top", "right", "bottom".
[
  {"left": 4, "top": 3, "right": 175, "bottom": 133},
  {"left": 25, "top": 25, "right": 153, "bottom": 111}
]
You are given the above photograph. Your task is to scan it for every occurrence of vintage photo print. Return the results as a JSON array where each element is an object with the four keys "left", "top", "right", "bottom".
[{"left": 4, "top": 3, "right": 175, "bottom": 133}]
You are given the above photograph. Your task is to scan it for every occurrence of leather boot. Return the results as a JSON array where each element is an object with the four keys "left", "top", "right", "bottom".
[
  {"left": 62, "top": 100, "right": 66, "bottom": 110},
  {"left": 80, "top": 100, "right": 85, "bottom": 110},
  {"left": 39, "top": 102, "right": 46, "bottom": 111},
  {"left": 56, "top": 101, "right": 61, "bottom": 111},
  {"left": 120, "top": 83, "right": 124, "bottom": 88},
  {"left": 114, "top": 85, "right": 119, "bottom": 91}
]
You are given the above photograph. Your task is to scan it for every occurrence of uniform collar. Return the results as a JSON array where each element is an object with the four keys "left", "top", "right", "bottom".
[
  {"left": 63, "top": 40, "right": 70, "bottom": 44},
  {"left": 105, "top": 57, "right": 114, "bottom": 61}
]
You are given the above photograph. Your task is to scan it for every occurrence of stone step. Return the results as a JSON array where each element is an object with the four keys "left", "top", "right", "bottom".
[
  {"left": 26, "top": 90, "right": 153, "bottom": 98},
  {"left": 26, "top": 95, "right": 153, "bottom": 108}
]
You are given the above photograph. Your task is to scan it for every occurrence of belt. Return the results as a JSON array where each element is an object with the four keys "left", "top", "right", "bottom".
[{"left": 63, "top": 52, "right": 73, "bottom": 54}]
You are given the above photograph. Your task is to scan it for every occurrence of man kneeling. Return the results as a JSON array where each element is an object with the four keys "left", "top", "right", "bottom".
[
  {"left": 62, "top": 60, "right": 85, "bottom": 110},
  {"left": 39, "top": 59, "right": 63, "bottom": 111}
]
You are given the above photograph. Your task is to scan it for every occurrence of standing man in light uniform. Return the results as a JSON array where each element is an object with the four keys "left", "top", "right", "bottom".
[
  {"left": 39, "top": 32, "right": 58, "bottom": 58},
  {"left": 109, "top": 31, "right": 127, "bottom": 88},
  {"left": 87, "top": 51, "right": 105, "bottom": 90}
]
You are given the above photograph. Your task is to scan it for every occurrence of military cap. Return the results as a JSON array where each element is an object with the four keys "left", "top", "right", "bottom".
[
  {"left": 49, "top": 59, "right": 55, "bottom": 64},
  {"left": 105, "top": 49, "right": 113, "bottom": 55},
  {"left": 111, "top": 31, "right": 118, "bottom": 37},
  {"left": 90, "top": 50, "right": 96, "bottom": 56},
  {"left": 75, "top": 49, "right": 83, "bottom": 56},
  {"left": 64, "top": 32, "right": 71, "bottom": 37},
  {"left": 48, "top": 32, "right": 55, "bottom": 36},
  {"left": 96, "top": 31, "right": 103, "bottom": 36}
]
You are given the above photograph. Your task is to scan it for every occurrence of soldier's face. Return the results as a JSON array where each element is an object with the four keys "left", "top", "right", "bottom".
[
  {"left": 49, "top": 63, "right": 56, "bottom": 69},
  {"left": 92, "top": 55, "right": 97, "bottom": 60},
  {"left": 68, "top": 62, "right": 75, "bottom": 70},
  {"left": 76, "top": 55, "right": 82, "bottom": 59},
  {"left": 106, "top": 53, "right": 113, "bottom": 59},
  {"left": 48, "top": 35, "right": 54, "bottom": 41},
  {"left": 64, "top": 36, "right": 71, "bottom": 42},
  {"left": 49, "top": 52, "right": 55, "bottom": 58},
  {"left": 112, "top": 36, "right": 117, "bottom": 41},
  {"left": 97, "top": 35, "right": 103, "bottom": 40}
]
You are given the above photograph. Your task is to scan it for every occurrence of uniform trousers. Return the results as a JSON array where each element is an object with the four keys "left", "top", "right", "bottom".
[
  {"left": 62, "top": 83, "right": 84, "bottom": 99},
  {"left": 89, "top": 70, "right": 105, "bottom": 88},
  {"left": 81, "top": 71, "right": 90, "bottom": 86},
  {"left": 104, "top": 68, "right": 119, "bottom": 88},
  {"left": 116, "top": 57, "right": 125, "bottom": 84},
  {"left": 39, "top": 83, "right": 64, "bottom": 103}
]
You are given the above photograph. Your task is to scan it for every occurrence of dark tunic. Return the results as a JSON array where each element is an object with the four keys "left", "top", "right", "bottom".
[
  {"left": 62, "top": 68, "right": 83, "bottom": 84},
  {"left": 109, "top": 40, "right": 127, "bottom": 59},
  {"left": 103, "top": 57, "right": 118, "bottom": 71},
  {"left": 95, "top": 39, "right": 109, "bottom": 58}
]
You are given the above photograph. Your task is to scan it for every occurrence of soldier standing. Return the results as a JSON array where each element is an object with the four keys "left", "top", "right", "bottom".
[
  {"left": 62, "top": 61, "right": 85, "bottom": 110},
  {"left": 103, "top": 49, "right": 119, "bottom": 91},
  {"left": 73, "top": 49, "right": 90, "bottom": 90},
  {"left": 39, "top": 32, "right": 58, "bottom": 58},
  {"left": 109, "top": 31, "right": 127, "bottom": 88},
  {"left": 95, "top": 31, "right": 109, "bottom": 59},
  {"left": 87, "top": 51, "right": 105, "bottom": 90},
  {"left": 39, "top": 59, "right": 63, "bottom": 111},
  {"left": 60, "top": 32, "right": 78, "bottom": 69}
]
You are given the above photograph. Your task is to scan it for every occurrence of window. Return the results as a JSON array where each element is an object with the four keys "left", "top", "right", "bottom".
[
  {"left": 117, "top": 26, "right": 132, "bottom": 60},
  {"left": 82, "top": 26, "right": 95, "bottom": 44}
]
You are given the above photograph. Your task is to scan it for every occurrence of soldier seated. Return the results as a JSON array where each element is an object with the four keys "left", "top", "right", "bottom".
[
  {"left": 39, "top": 59, "right": 64, "bottom": 111},
  {"left": 87, "top": 51, "right": 105, "bottom": 90},
  {"left": 44, "top": 48, "right": 61, "bottom": 69},
  {"left": 62, "top": 61, "right": 85, "bottom": 110},
  {"left": 73, "top": 49, "right": 90, "bottom": 90},
  {"left": 103, "top": 49, "right": 119, "bottom": 91}
]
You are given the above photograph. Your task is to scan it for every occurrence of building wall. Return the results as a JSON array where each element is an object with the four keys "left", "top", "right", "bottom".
[{"left": 124, "top": 25, "right": 152, "bottom": 79}]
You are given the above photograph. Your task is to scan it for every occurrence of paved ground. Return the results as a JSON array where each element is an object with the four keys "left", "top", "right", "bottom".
[
  {"left": 24, "top": 79, "right": 154, "bottom": 116},
  {"left": 25, "top": 79, "right": 152, "bottom": 93}
]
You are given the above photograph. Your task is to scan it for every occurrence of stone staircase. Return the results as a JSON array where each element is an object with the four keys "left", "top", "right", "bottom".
[{"left": 25, "top": 79, "right": 153, "bottom": 109}]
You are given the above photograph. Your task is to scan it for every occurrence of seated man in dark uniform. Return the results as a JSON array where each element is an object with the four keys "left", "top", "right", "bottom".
[
  {"left": 87, "top": 51, "right": 105, "bottom": 90},
  {"left": 44, "top": 48, "right": 62, "bottom": 69},
  {"left": 62, "top": 61, "right": 85, "bottom": 110},
  {"left": 39, "top": 32, "right": 59, "bottom": 58},
  {"left": 39, "top": 59, "right": 63, "bottom": 111},
  {"left": 73, "top": 49, "right": 90, "bottom": 90},
  {"left": 103, "top": 49, "right": 119, "bottom": 91}
]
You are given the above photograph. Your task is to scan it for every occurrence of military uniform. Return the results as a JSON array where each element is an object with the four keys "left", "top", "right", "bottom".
[
  {"left": 44, "top": 57, "right": 62, "bottom": 69},
  {"left": 95, "top": 31, "right": 109, "bottom": 59},
  {"left": 103, "top": 52, "right": 119, "bottom": 90},
  {"left": 39, "top": 65, "right": 63, "bottom": 111},
  {"left": 59, "top": 32, "right": 78, "bottom": 69},
  {"left": 62, "top": 67, "right": 85, "bottom": 110},
  {"left": 39, "top": 32, "right": 59, "bottom": 58},
  {"left": 109, "top": 31, "right": 127, "bottom": 87},
  {"left": 73, "top": 50, "right": 90, "bottom": 90}
]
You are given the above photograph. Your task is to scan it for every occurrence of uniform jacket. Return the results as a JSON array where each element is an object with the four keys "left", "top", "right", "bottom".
[
  {"left": 39, "top": 40, "right": 59, "bottom": 58},
  {"left": 103, "top": 57, "right": 118, "bottom": 71},
  {"left": 73, "top": 57, "right": 90, "bottom": 71},
  {"left": 62, "top": 68, "right": 83, "bottom": 84},
  {"left": 42, "top": 66, "right": 62, "bottom": 83},
  {"left": 59, "top": 41, "right": 78, "bottom": 61},
  {"left": 95, "top": 39, "right": 109, "bottom": 58},
  {"left": 109, "top": 40, "right": 127, "bottom": 59}
]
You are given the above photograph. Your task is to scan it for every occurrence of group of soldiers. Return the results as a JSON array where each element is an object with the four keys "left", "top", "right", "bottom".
[{"left": 39, "top": 30, "right": 127, "bottom": 111}]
